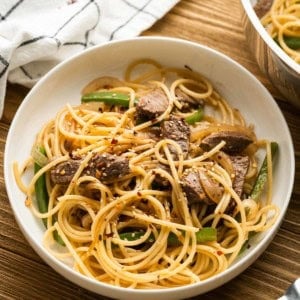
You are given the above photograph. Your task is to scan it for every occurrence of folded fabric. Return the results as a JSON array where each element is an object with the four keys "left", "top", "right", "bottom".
[{"left": 0, "top": 0, "right": 179, "bottom": 117}]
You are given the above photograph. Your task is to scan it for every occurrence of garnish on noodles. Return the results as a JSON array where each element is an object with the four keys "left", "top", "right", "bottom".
[{"left": 14, "top": 59, "right": 279, "bottom": 288}]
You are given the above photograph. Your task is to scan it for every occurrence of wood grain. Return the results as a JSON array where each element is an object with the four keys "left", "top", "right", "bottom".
[{"left": 1, "top": 0, "right": 299, "bottom": 299}]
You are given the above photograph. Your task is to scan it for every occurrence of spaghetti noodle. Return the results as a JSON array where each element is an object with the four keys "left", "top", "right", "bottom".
[
  {"left": 258, "top": 0, "right": 300, "bottom": 62},
  {"left": 14, "top": 59, "right": 279, "bottom": 288}
]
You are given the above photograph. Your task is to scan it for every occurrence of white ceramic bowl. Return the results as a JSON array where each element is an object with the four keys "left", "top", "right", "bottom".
[
  {"left": 4, "top": 37, "right": 295, "bottom": 300},
  {"left": 241, "top": 0, "right": 300, "bottom": 108}
]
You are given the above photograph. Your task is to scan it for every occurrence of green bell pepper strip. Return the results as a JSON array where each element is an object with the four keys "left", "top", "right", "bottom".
[
  {"left": 239, "top": 231, "right": 256, "bottom": 255},
  {"left": 237, "top": 142, "right": 278, "bottom": 253},
  {"left": 34, "top": 147, "right": 65, "bottom": 246},
  {"left": 185, "top": 108, "right": 204, "bottom": 125},
  {"left": 275, "top": 36, "right": 300, "bottom": 50},
  {"left": 195, "top": 227, "right": 217, "bottom": 242},
  {"left": 116, "top": 227, "right": 217, "bottom": 246},
  {"left": 34, "top": 147, "right": 48, "bottom": 227},
  {"left": 81, "top": 91, "right": 204, "bottom": 124},
  {"left": 81, "top": 91, "right": 136, "bottom": 107},
  {"left": 250, "top": 142, "right": 278, "bottom": 201},
  {"left": 52, "top": 228, "right": 65, "bottom": 246}
]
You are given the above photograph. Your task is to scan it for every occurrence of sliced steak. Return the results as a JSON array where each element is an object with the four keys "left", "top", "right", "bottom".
[
  {"left": 230, "top": 155, "right": 250, "bottom": 197},
  {"left": 161, "top": 116, "right": 190, "bottom": 157},
  {"left": 175, "top": 88, "right": 203, "bottom": 111},
  {"left": 200, "top": 131, "right": 253, "bottom": 154},
  {"left": 226, "top": 155, "right": 250, "bottom": 213},
  {"left": 181, "top": 168, "right": 218, "bottom": 205},
  {"left": 138, "top": 126, "right": 161, "bottom": 141},
  {"left": 90, "top": 153, "right": 130, "bottom": 182},
  {"left": 50, "top": 160, "right": 81, "bottom": 184},
  {"left": 136, "top": 88, "right": 169, "bottom": 120},
  {"left": 181, "top": 169, "right": 209, "bottom": 205},
  {"left": 254, "top": 0, "right": 273, "bottom": 18},
  {"left": 152, "top": 164, "right": 171, "bottom": 189},
  {"left": 50, "top": 153, "right": 130, "bottom": 184}
]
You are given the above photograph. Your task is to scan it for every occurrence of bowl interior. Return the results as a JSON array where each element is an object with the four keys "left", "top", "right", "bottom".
[{"left": 4, "top": 37, "right": 295, "bottom": 300}]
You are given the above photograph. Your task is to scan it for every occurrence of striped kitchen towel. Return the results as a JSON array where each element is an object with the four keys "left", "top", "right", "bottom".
[{"left": 0, "top": 0, "right": 179, "bottom": 117}]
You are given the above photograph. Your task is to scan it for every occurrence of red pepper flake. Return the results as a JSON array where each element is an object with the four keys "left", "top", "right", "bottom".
[
  {"left": 217, "top": 250, "right": 223, "bottom": 256},
  {"left": 111, "top": 138, "right": 118, "bottom": 145},
  {"left": 115, "top": 203, "right": 122, "bottom": 210},
  {"left": 137, "top": 191, "right": 142, "bottom": 197}
]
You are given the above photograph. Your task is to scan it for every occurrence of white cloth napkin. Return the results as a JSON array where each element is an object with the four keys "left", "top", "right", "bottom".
[{"left": 0, "top": 0, "right": 179, "bottom": 117}]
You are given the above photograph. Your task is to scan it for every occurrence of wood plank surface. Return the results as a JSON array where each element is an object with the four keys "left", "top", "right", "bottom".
[{"left": 1, "top": 0, "right": 299, "bottom": 299}]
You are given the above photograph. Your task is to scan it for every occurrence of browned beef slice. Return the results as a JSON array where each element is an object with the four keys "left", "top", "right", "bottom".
[
  {"left": 161, "top": 116, "right": 190, "bottom": 157},
  {"left": 175, "top": 88, "right": 203, "bottom": 111},
  {"left": 200, "top": 131, "right": 253, "bottom": 154},
  {"left": 254, "top": 0, "right": 273, "bottom": 18},
  {"left": 50, "top": 160, "right": 81, "bottom": 184},
  {"left": 226, "top": 155, "right": 250, "bottom": 213},
  {"left": 50, "top": 153, "right": 130, "bottom": 184},
  {"left": 152, "top": 163, "right": 171, "bottom": 189},
  {"left": 136, "top": 88, "right": 169, "bottom": 120},
  {"left": 142, "top": 126, "right": 161, "bottom": 141},
  {"left": 230, "top": 155, "right": 250, "bottom": 197},
  {"left": 181, "top": 169, "right": 212, "bottom": 205},
  {"left": 90, "top": 154, "right": 130, "bottom": 182}
]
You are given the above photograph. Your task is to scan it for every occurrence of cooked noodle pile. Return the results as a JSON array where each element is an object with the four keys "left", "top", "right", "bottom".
[
  {"left": 259, "top": 0, "right": 300, "bottom": 62},
  {"left": 14, "top": 59, "right": 279, "bottom": 288}
]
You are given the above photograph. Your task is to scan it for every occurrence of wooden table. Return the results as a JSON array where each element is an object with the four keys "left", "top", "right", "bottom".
[{"left": 1, "top": 0, "right": 299, "bottom": 299}]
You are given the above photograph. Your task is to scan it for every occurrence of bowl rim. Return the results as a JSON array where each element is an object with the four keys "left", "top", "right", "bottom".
[
  {"left": 240, "top": 0, "right": 300, "bottom": 74},
  {"left": 4, "top": 36, "right": 296, "bottom": 299}
]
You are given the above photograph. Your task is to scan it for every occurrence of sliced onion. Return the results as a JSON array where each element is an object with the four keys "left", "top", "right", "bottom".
[{"left": 31, "top": 145, "right": 48, "bottom": 167}]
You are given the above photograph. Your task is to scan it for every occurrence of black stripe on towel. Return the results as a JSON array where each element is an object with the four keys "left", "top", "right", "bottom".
[
  {"left": 19, "top": 35, "right": 49, "bottom": 47},
  {"left": 0, "top": 0, "right": 24, "bottom": 21},
  {"left": 18, "top": 0, "right": 95, "bottom": 49},
  {"left": 52, "top": 0, "right": 95, "bottom": 37},
  {"left": 63, "top": 0, "right": 101, "bottom": 48},
  {"left": 63, "top": 41, "right": 86, "bottom": 46},
  {"left": 20, "top": 66, "right": 33, "bottom": 79},
  {"left": 0, "top": 55, "right": 9, "bottom": 78},
  {"left": 122, "top": 0, "right": 158, "bottom": 19},
  {"left": 109, "top": 0, "right": 155, "bottom": 40}
]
